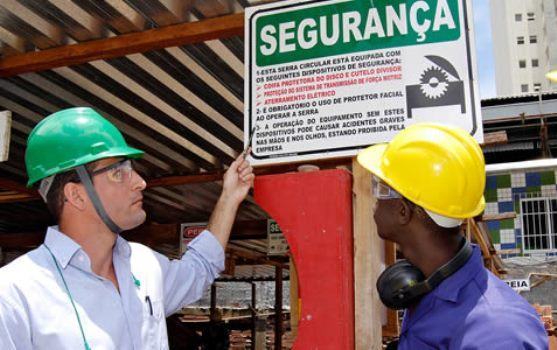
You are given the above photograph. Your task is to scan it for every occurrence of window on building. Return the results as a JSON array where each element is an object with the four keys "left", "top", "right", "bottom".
[
  {"left": 521, "top": 198, "right": 557, "bottom": 252},
  {"left": 528, "top": 12, "right": 535, "bottom": 21},
  {"left": 517, "top": 36, "right": 525, "bottom": 44},
  {"left": 519, "top": 60, "right": 527, "bottom": 68},
  {"left": 521, "top": 84, "right": 529, "bottom": 92},
  {"left": 534, "top": 83, "right": 542, "bottom": 92},
  {"left": 515, "top": 13, "right": 522, "bottom": 21},
  {"left": 530, "top": 35, "right": 538, "bottom": 43},
  {"left": 532, "top": 59, "right": 539, "bottom": 67}
]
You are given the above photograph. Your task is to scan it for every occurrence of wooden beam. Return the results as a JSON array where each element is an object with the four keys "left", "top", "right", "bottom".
[
  {"left": 121, "top": 222, "right": 178, "bottom": 247},
  {"left": 0, "top": 13, "right": 244, "bottom": 77},
  {"left": 231, "top": 219, "right": 267, "bottom": 240},
  {"left": 0, "top": 177, "right": 40, "bottom": 203},
  {"left": 289, "top": 257, "right": 299, "bottom": 339},
  {"left": 147, "top": 158, "right": 352, "bottom": 188},
  {"left": 147, "top": 172, "right": 225, "bottom": 188},
  {"left": 352, "top": 158, "right": 383, "bottom": 350},
  {"left": 481, "top": 131, "right": 508, "bottom": 146},
  {"left": 481, "top": 212, "right": 517, "bottom": 222},
  {"left": 0, "top": 224, "right": 179, "bottom": 250},
  {"left": 227, "top": 246, "right": 286, "bottom": 267},
  {"left": 0, "top": 231, "right": 44, "bottom": 248},
  {"left": 382, "top": 241, "right": 400, "bottom": 337},
  {"left": 0, "top": 219, "right": 267, "bottom": 251},
  {"left": 0, "top": 158, "right": 352, "bottom": 204},
  {"left": 0, "top": 177, "right": 39, "bottom": 196},
  {"left": 0, "top": 193, "right": 39, "bottom": 203}
]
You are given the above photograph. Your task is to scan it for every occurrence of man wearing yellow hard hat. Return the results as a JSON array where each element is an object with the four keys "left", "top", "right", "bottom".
[
  {"left": 357, "top": 123, "right": 547, "bottom": 349},
  {"left": 0, "top": 107, "right": 254, "bottom": 349}
]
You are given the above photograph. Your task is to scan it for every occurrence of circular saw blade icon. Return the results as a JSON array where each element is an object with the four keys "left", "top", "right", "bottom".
[
  {"left": 420, "top": 66, "right": 449, "bottom": 99},
  {"left": 405, "top": 55, "right": 466, "bottom": 118}
]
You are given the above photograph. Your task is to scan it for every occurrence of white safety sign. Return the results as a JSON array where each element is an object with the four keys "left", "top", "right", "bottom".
[{"left": 245, "top": 0, "right": 482, "bottom": 165}]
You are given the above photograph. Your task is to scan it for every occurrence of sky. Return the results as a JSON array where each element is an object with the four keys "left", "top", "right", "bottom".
[{"left": 472, "top": 0, "right": 497, "bottom": 99}]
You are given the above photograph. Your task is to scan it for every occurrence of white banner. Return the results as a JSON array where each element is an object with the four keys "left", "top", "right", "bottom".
[{"left": 245, "top": 0, "right": 483, "bottom": 165}]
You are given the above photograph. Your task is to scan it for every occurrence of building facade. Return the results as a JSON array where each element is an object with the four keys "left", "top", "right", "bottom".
[
  {"left": 485, "top": 164, "right": 557, "bottom": 259},
  {"left": 490, "top": 0, "right": 557, "bottom": 95}
]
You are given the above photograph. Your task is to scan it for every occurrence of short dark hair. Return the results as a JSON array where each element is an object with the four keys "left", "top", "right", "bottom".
[{"left": 44, "top": 164, "right": 95, "bottom": 221}]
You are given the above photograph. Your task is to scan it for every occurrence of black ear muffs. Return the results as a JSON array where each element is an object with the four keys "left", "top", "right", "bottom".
[{"left": 377, "top": 238, "right": 473, "bottom": 310}]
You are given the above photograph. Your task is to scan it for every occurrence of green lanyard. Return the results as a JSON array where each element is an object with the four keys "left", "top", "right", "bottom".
[{"left": 44, "top": 244, "right": 91, "bottom": 350}]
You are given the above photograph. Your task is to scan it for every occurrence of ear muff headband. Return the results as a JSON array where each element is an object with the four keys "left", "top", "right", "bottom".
[{"left": 377, "top": 238, "right": 473, "bottom": 310}]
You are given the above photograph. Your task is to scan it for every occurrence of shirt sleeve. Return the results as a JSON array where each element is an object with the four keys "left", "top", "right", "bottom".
[
  {"left": 451, "top": 306, "right": 548, "bottom": 350},
  {"left": 158, "top": 230, "right": 225, "bottom": 316},
  {"left": 0, "top": 297, "right": 33, "bottom": 350}
]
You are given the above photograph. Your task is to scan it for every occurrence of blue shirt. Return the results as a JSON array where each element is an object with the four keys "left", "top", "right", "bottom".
[
  {"left": 0, "top": 226, "right": 224, "bottom": 350},
  {"left": 398, "top": 246, "right": 548, "bottom": 349}
]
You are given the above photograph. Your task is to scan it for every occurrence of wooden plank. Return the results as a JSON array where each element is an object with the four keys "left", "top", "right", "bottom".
[
  {"left": 195, "top": 0, "right": 231, "bottom": 17},
  {"left": 481, "top": 212, "right": 517, "bottom": 221},
  {"left": 0, "top": 220, "right": 269, "bottom": 250},
  {"left": 121, "top": 223, "right": 178, "bottom": 247},
  {"left": 0, "top": 0, "right": 64, "bottom": 46},
  {"left": 289, "top": 257, "right": 299, "bottom": 339},
  {"left": 0, "top": 231, "right": 44, "bottom": 248},
  {"left": 0, "top": 176, "right": 40, "bottom": 203},
  {"left": 0, "top": 224, "right": 178, "bottom": 249},
  {"left": 227, "top": 246, "right": 286, "bottom": 267},
  {"left": 481, "top": 131, "right": 508, "bottom": 146},
  {"left": 0, "top": 27, "right": 28, "bottom": 53},
  {"left": 0, "top": 159, "right": 353, "bottom": 205},
  {"left": 469, "top": 219, "right": 504, "bottom": 277},
  {"left": 0, "top": 13, "right": 244, "bottom": 77},
  {"left": 469, "top": 219, "right": 491, "bottom": 258},
  {"left": 0, "top": 178, "right": 38, "bottom": 196},
  {"left": 0, "top": 193, "right": 38, "bottom": 203},
  {"left": 497, "top": 248, "right": 521, "bottom": 255},
  {"left": 147, "top": 158, "right": 352, "bottom": 188},
  {"left": 0, "top": 111, "right": 11, "bottom": 162},
  {"left": 382, "top": 241, "right": 400, "bottom": 337},
  {"left": 352, "top": 158, "right": 383, "bottom": 350}
]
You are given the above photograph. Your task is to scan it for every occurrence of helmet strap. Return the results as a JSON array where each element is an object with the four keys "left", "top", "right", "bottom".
[
  {"left": 75, "top": 165, "right": 123, "bottom": 234},
  {"left": 38, "top": 174, "right": 56, "bottom": 202}
]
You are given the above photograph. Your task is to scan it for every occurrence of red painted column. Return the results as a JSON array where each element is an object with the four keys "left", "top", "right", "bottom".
[{"left": 254, "top": 169, "right": 355, "bottom": 350}]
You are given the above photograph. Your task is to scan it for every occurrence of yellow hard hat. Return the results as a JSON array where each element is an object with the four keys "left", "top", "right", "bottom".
[{"left": 357, "top": 123, "right": 485, "bottom": 219}]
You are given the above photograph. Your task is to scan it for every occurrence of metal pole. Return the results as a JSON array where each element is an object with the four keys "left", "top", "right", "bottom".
[
  {"left": 275, "top": 264, "right": 283, "bottom": 349},
  {"left": 210, "top": 283, "right": 217, "bottom": 321},
  {"left": 251, "top": 282, "right": 257, "bottom": 344}
]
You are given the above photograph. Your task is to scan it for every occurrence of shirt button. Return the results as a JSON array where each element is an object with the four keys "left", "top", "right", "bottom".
[{"left": 78, "top": 255, "right": 84, "bottom": 262}]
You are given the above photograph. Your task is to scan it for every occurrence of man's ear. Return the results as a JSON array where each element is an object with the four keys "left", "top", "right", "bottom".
[
  {"left": 63, "top": 182, "right": 86, "bottom": 211},
  {"left": 397, "top": 198, "right": 414, "bottom": 225}
]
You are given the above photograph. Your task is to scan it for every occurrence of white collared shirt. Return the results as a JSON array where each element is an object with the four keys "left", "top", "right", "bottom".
[{"left": 0, "top": 226, "right": 224, "bottom": 350}]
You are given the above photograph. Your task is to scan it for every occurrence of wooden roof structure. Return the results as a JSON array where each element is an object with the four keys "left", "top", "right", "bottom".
[{"left": 0, "top": 0, "right": 292, "bottom": 242}]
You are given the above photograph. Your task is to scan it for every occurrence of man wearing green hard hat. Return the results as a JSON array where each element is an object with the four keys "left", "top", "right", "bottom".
[
  {"left": 0, "top": 107, "right": 254, "bottom": 349},
  {"left": 357, "top": 123, "right": 547, "bottom": 349}
]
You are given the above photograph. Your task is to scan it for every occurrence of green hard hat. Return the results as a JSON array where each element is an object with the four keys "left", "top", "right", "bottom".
[{"left": 25, "top": 107, "right": 144, "bottom": 186}]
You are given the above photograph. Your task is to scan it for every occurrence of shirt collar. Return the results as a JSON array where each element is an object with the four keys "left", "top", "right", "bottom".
[
  {"left": 432, "top": 244, "right": 483, "bottom": 303},
  {"left": 43, "top": 227, "right": 132, "bottom": 270},
  {"left": 114, "top": 235, "right": 132, "bottom": 259},
  {"left": 43, "top": 226, "right": 82, "bottom": 269}
]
